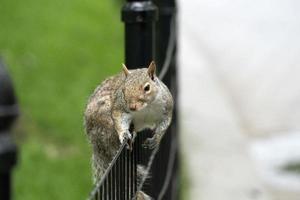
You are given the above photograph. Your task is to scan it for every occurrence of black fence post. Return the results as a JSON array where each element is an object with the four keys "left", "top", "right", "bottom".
[
  {"left": 121, "top": 1, "right": 159, "bottom": 197},
  {"left": 122, "top": 0, "right": 179, "bottom": 199},
  {"left": 121, "top": 0, "right": 158, "bottom": 68},
  {"left": 0, "top": 59, "right": 19, "bottom": 200},
  {"left": 145, "top": 0, "right": 179, "bottom": 199}
]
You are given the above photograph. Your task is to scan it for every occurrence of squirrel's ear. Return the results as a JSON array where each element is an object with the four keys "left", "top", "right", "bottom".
[
  {"left": 147, "top": 61, "right": 156, "bottom": 79},
  {"left": 122, "top": 63, "right": 130, "bottom": 77}
]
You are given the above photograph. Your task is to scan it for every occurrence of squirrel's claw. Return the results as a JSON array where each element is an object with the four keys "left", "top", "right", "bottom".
[
  {"left": 125, "top": 134, "right": 133, "bottom": 151},
  {"left": 125, "top": 131, "right": 132, "bottom": 140},
  {"left": 126, "top": 139, "right": 133, "bottom": 151},
  {"left": 143, "top": 137, "right": 159, "bottom": 149},
  {"left": 121, "top": 131, "right": 133, "bottom": 151},
  {"left": 119, "top": 130, "right": 132, "bottom": 143}
]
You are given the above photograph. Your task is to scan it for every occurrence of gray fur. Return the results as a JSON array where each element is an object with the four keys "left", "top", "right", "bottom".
[{"left": 84, "top": 62, "right": 173, "bottom": 197}]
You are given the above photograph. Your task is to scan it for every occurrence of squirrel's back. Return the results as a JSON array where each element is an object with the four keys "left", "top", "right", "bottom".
[
  {"left": 84, "top": 73, "right": 125, "bottom": 179},
  {"left": 85, "top": 73, "right": 124, "bottom": 132}
]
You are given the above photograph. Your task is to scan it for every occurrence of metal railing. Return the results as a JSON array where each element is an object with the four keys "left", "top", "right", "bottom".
[{"left": 88, "top": 0, "right": 178, "bottom": 199}]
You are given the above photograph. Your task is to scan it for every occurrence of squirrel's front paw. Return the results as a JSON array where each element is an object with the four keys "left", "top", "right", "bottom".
[
  {"left": 119, "top": 130, "right": 132, "bottom": 143},
  {"left": 119, "top": 131, "right": 133, "bottom": 150},
  {"left": 142, "top": 136, "right": 159, "bottom": 149}
]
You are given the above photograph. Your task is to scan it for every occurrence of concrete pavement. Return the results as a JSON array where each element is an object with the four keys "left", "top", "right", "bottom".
[{"left": 178, "top": 1, "right": 300, "bottom": 199}]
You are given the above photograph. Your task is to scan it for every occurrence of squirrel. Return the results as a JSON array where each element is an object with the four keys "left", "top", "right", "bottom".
[{"left": 84, "top": 61, "right": 173, "bottom": 198}]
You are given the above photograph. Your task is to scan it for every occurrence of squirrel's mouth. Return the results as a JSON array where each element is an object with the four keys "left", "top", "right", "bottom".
[{"left": 129, "top": 102, "right": 146, "bottom": 112}]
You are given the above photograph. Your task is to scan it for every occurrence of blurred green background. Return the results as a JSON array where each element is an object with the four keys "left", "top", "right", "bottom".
[{"left": 0, "top": 0, "right": 123, "bottom": 199}]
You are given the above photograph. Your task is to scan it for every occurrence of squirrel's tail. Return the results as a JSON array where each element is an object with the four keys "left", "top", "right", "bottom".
[
  {"left": 137, "top": 164, "right": 151, "bottom": 186},
  {"left": 136, "top": 165, "right": 152, "bottom": 200},
  {"left": 136, "top": 191, "right": 153, "bottom": 200}
]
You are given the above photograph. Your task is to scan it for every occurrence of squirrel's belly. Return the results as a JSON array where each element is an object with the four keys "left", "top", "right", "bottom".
[
  {"left": 133, "top": 119, "right": 156, "bottom": 132},
  {"left": 132, "top": 104, "right": 164, "bottom": 132}
]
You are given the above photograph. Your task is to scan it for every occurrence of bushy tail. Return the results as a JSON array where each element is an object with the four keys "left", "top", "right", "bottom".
[
  {"left": 136, "top": 191, "right": 153, "bottom": 200},
  {"left": 136, "top": 165, "right": 152, "bottom": 200},
  {"left": 137, "top": 164, "right": 150, "bottom": 186}
]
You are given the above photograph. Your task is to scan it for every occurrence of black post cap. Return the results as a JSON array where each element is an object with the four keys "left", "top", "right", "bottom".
[{"left": 122, "top": 1, "right": 158, "bottom": 23}]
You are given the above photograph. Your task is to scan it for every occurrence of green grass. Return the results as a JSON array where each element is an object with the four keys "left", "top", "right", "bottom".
[{"left": 0, "top": 0, "right": 123, "bottom": 199}]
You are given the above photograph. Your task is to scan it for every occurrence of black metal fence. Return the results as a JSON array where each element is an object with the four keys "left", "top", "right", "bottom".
[
  {"left": 88, "top": 0, "right": 178, "bottom": 199},
  {"left": 0, "top": 59, "right": 19, "bottom": 200}
]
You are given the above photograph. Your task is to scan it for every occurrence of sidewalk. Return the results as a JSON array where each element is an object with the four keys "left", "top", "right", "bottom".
[
  {"left": 178, "top": 1, "right": 300, "bottom": 199},
  {"left": 179, "top": 34, "right": 271, "bottom": 200}
]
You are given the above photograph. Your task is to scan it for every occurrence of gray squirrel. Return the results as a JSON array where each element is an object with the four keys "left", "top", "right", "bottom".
[{"left": 84, "top": 61, "right": 173, "bottom": 198}]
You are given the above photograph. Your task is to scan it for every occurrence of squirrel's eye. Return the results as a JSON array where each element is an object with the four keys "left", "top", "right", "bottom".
[{"left": 144, "top": 84, "right": 150, "bottom": 92}]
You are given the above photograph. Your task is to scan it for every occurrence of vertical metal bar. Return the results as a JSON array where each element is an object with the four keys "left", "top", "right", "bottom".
[
  {"left": 124, "top": 149, "right": 127, "bottom": 200},
  {"left": 99, "top": 186, "right": 103, "bottom": 200},
  {"left": 125, "top": 150, "right": 128, "bottom": 199},
  {"left": 112, "top": 165, "right": 116, "bottom": 200},
  {"left": 120, "top": 151, "right": 123, "bottom": 200},
  {"left": 116, "top": 157, "right": 120, "bottom": 200},
  {"left": 99, "top": 185, "right": 103, "bottom": 200},
  {"left": 119, "top": 152, "right": 122, "bottom": 200},
  {"left": 104, "top": 180, "right": 107, "bottom": 200},
  {"left": 126, "top": 149, "right": 130, "bottom": 200},
  {"left": 121, "top": 149, "right": 126, "bottom": 199},
  {"left": 131, "top": 147, "right": 135, "bottom": 197},
  {"left": 108, "top": 172, "right": 112, "bottom": 200},
  {"left": 133, "top": 138, "right": 138, "bottom": 193},
  {"left": 95, "top": 189, "right": 97, "bottom": 200},
  {"left": 138, "top": 135, "right": 142, "bottom": 166}
]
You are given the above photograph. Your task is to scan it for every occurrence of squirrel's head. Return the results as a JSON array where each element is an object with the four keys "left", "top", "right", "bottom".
[{"left": 122, "top": 61, "right": 159, "bottom": 112}]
